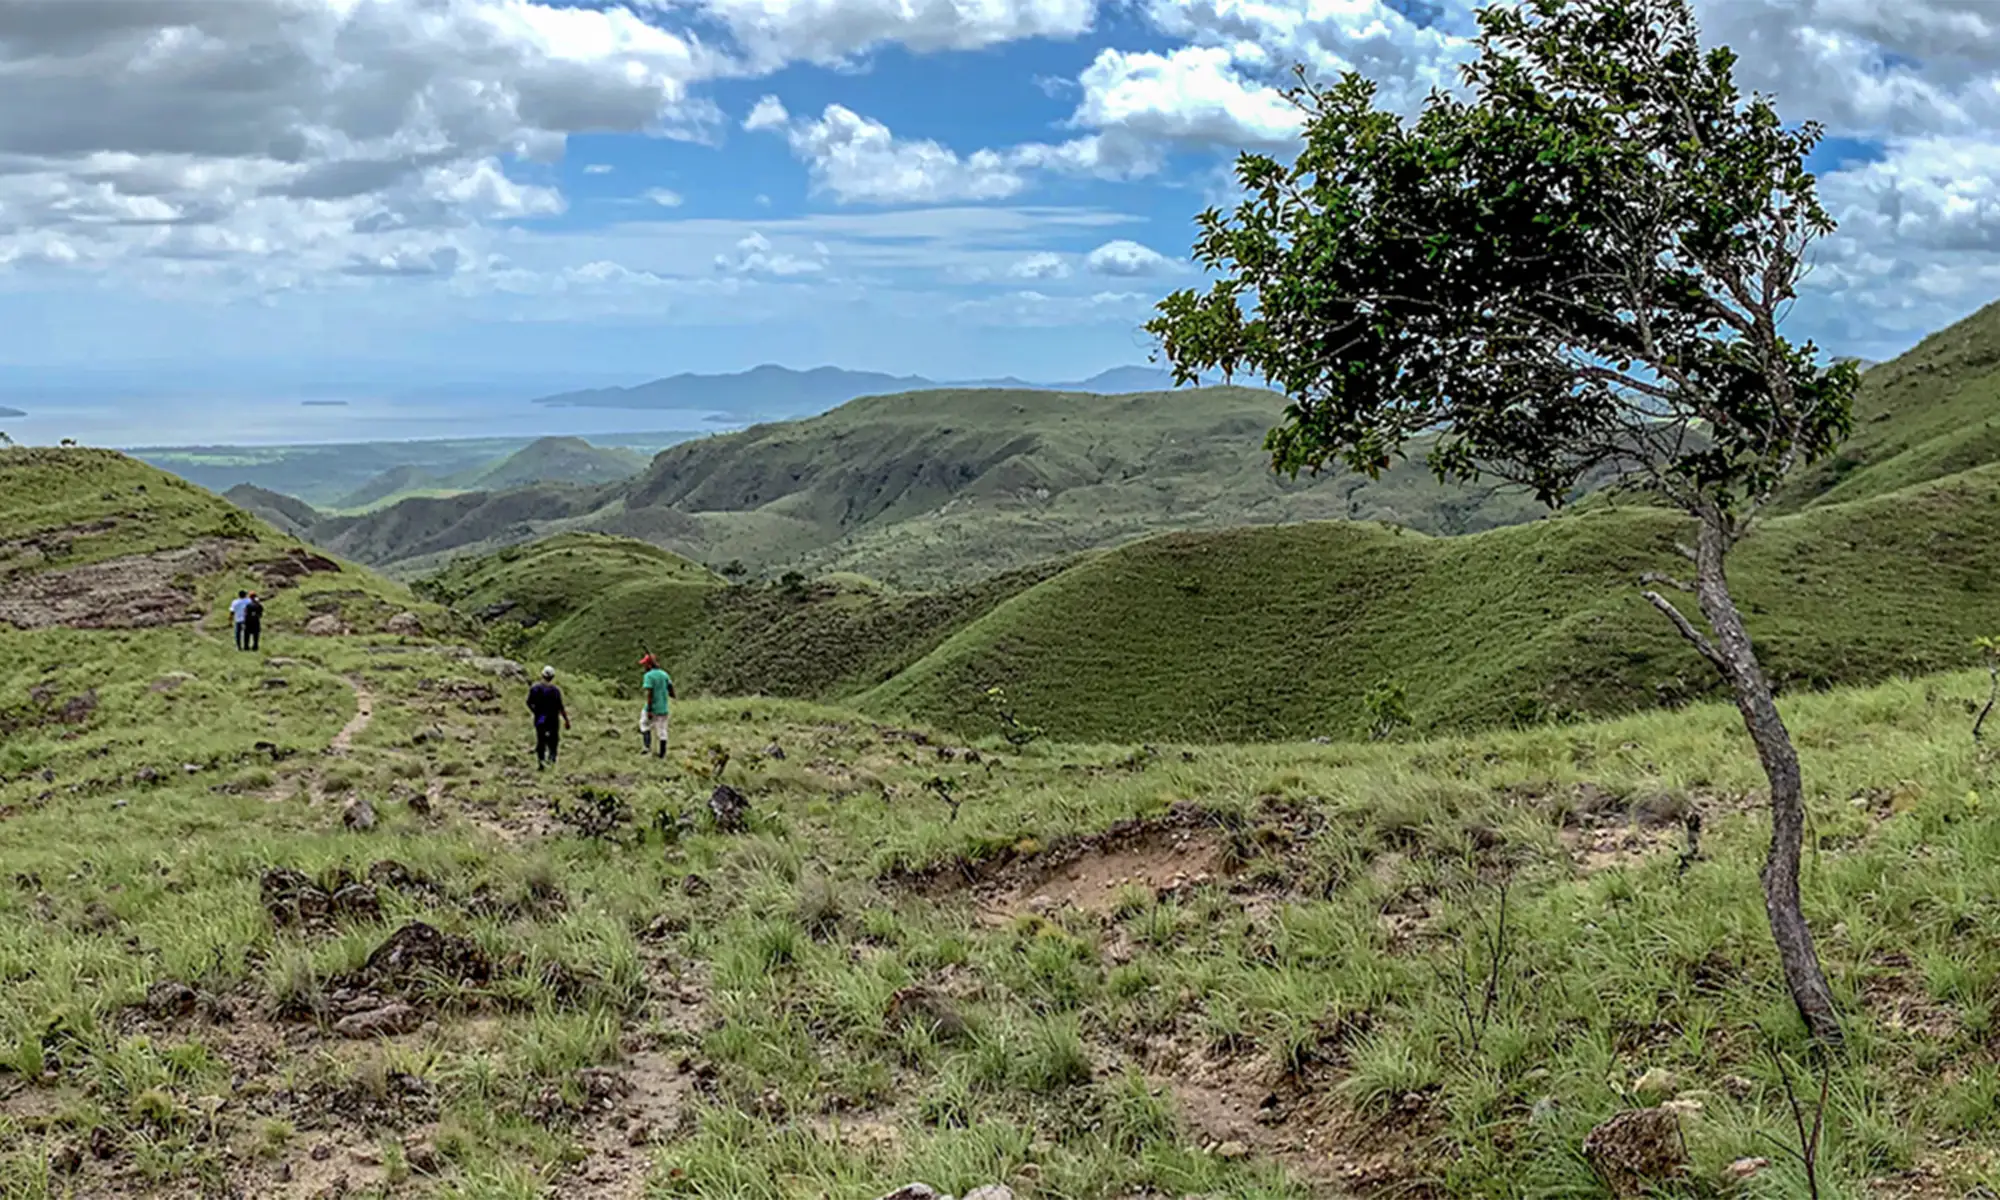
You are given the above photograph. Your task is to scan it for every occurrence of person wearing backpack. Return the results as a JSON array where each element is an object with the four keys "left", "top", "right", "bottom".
[{"left": 242, "top": 592, "right": 265, "bottom": 652}]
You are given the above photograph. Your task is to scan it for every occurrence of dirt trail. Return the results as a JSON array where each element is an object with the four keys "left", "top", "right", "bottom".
[{"left": 330, "top": 679, "right": 375, "bottom": 755}]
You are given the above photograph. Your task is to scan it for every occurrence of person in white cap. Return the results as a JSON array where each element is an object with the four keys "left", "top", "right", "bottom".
[{"left": 525, "top": 666, "right": 570, "bottom": 770}]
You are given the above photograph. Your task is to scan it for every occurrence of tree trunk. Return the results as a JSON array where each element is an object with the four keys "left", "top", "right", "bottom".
[{"left": 1689, "top": 514, "right": 1844, "bottom": 1047}]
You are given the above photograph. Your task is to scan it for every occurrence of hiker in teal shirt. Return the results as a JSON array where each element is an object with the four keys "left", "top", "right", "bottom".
[{"left": 639, "top": 654, "right": 674, "bottom": 759}]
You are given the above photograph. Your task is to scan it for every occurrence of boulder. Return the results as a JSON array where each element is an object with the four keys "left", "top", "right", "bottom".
[
  {"left": 385, "top": 611, "right": 423, "bottom": 636},
  {"left": 470, "top": 656, "right": 526, "bottom": 680},
  {"left": 343, "top": 798, "right": 377, "bottom": 832},
  {"left": 875, "top": 1188, "right": 944, "bottom": 1200},
  {"left": 305, "top": 614, "right": 346, "bottom": 637}
]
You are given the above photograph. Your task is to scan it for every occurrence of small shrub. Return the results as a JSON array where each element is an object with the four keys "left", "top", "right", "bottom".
[
  {"left": 1363, "top": 679, "right": 1414, "bottom": 741},
  {"left": 984, "top": 685, "right": 1044, "bottom": 747}
]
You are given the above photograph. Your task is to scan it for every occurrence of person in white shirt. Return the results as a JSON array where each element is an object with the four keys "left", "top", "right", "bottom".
[{"left": 229, "top": 590, "right": 251, "bottom": 650}]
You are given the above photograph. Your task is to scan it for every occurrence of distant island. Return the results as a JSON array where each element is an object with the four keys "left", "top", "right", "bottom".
[
  {"left": 0, "top": 406, "right": 24, "bottom": 418},
  {"left": 301, "top": 400, "right": 350, "bottom": 408},
  {"left": 529, "top": 362, "right": 1242, "bottom": 421}
]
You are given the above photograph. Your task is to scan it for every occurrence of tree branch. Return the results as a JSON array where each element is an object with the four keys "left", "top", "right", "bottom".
[{"left": 1644, "top": 589, "right": 1725, "bottom": 671}]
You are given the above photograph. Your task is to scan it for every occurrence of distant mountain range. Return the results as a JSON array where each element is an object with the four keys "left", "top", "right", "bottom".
[
  {"left": 0, "top": 406, "right": 24, "bottom": 418},
  {"left": 531, "top": 364, "right": 1235, "bottom": 419}
]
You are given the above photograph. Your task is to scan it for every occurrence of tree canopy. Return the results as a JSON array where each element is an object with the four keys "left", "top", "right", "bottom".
[{"left": 1148, "top": 0, "right": 1858, "bottom": 518}]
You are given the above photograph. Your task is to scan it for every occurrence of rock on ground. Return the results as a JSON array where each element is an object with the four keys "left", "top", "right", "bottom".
[
  {"left": 333, "top": 1003, "right": 423, "bottom": 1039},
  {"left": 385, "top": 611, "right": 424, "bottom": 636},
  {"left": 709, "top": 784, "right": 749, "bottom": 832},
  {"left": 1583, "top": 1108, "right": 1687, "bottom": 1196},
  {"left": 343, "top": 798, "right": 377, "bottom": 831},
  {"left": 306, "top": 614, "right": 347, "bottom": 636}
]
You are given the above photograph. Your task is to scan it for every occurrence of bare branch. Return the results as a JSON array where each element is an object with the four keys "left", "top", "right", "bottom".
[
  {"left": 1644, "top": 590, "right": 1725, "bottom": 671},
  {"left": 1640, "top": 571, "right": 1693, "bottom": 593}
]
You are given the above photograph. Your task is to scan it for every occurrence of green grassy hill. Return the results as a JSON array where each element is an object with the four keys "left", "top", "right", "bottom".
[
  {"left": 312, "top": 483, "right": 617, "bottom": 570},
  {"left": 1776, "top": 298, "right": 2000, "bottom": 511},
  {"left": 223, "top": 483, "right": 323, "bottom": 538},
  {"left": 336, "top": 463, "right": 445, "bottom": 511},
  {"left": 454, "top": 436, "right": 647, "bottom": 492},
  {"left": 426, "top": 459, "right": 2000, "bottom": 744},
  {"left": 0, "top": 447, "right": 449, "bottom": 640},
  {"left": 420, "top": 533, "right": 1074, "bottom": 700},
  {"left": 867, "top": 466, "right": 2000, "bottom": 740},
  {"left": 330, "top": 385, "right": 1558, "bottom": 585}
]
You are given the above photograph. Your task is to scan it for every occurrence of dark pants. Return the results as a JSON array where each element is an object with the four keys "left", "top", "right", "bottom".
[
  {"left": 536, "top": 722, "right": 560, "bottom": 765},
  {"left": 234, "top": 622, "right": 246, "bottom": 650},
  {"left": 243, "top": 624, "right": 261, "bottom": 651}
]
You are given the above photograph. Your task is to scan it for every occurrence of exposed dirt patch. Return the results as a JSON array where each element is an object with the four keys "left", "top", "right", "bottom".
[
  {"left": 1149, "top": 1044, "right": 1438, "bottom": 1195},
  {"left": 1861, "top": 950, "right": 1958, "bottom": 1039},
  {"left": 886, "top": 803, "right": 1243, "bottom": 920},
  {"left": 1531, "top": 783, "right": 1709, "bottom": 875},
  {"left": 562, "top": 1049, "right": 702, "bottom": 1199},
  {"left": 0, "top": 539, "right": 236, "bottom": 630},
  {"left": 257, "top": 548, "right": 343, "bottom": 588},
  {"left": 981, "top": 828, "right": 1226, "bottom": 924},
  {"left": 329, "top": 679, "right": 375, "bottom": 755}
]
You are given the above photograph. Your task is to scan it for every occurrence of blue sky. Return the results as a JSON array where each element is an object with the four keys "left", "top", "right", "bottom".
[{"left": 1, "top": 0, "right": 1997, "bottom": 443}]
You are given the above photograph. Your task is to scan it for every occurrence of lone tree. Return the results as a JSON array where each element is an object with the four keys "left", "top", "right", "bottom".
[{"left": 1148, "top": 0, "right": 1858, "bottom": 1044}]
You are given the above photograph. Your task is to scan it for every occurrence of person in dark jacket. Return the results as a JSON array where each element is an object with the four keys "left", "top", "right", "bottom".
[
  {"left": 242, "top": 592, "right": 264, "bottom": 652},
  {"left": 527, "top": 666, "right": 571, "bottom": 769}
]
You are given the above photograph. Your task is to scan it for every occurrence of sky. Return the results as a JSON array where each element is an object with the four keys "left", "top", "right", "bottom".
[{"left": 4, "top": 0, "right": 2000, "bottom": 443}]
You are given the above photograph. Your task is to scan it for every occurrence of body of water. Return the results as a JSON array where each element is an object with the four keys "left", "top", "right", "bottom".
[{"left": 1, "top": 395, "right": 728, "bottom": 449}]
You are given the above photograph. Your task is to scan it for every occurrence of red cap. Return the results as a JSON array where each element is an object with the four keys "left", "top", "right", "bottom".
[{"left": 640, "top": 654, "right": 657, "bottom": 667}]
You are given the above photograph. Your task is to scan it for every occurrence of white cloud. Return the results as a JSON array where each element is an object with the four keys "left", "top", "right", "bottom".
[
  {"left": 1008, "top": 251, "right": 1071, "bottom": 280},
  {"left": 645, "top": 188, "right": 687, "bottom": 208},
  {"left": 1071, "top": 47, "right": 1303, "bottom": 149},
  {"left": 747, "top": 102, "right": 1135, "bottom": 205},
  {"left": 745, "top": 95, "right": 792, "bottom": 132},
  {"left": 0, "top": 0, "right": 720, "bottom": 288},
  {"left": 1085, "top": 238, "right": 1176, "bottom": 276},
  {"left": 1142, "top": 0, "right": 1471, "bottom": 117},
  {"left": 584, "top": 164, "right": 616, "bottom": 175},
  {"left": 714, "top": 230, "right": 829, "bottom": 276},
  {"left": 950, "top": 288, "right": 1151, "bottom": 327},
  {"left": 680, "top": 0, "right": 1097, "bottom": 69}
]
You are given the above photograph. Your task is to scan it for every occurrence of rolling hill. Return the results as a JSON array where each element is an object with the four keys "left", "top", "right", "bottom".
[
  {"left": 136, "top": 431, "right": 687, "bottom": 510},
  {"left": 1775, "top": 297, "right": 2000, "bottom": 512},
  {"left": 422, "top": 449, "right": 2000, "bottom": 744},
  {"left": 0, "top": 447, "right": 445, "bottom": 640},
  {"left": 456, "top": 435, "right": 647, "bottom": 491},
  {"left": 222, "top": 483, "right": 323, "bottom": 537},
  {"left": 336, "top": 462, "right": 442, "bottom": 510},
  {"left": 325, "top": 385, "right": 1562, "bottom": 584}
]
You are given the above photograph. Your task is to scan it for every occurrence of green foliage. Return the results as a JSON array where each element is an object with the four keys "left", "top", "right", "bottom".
[
  {"left": 983, "top": 686, "right": 1044, "bottom": 747},
  {"left": 1362, "top": 679, "right": 1413, "bottom": 741},
  {"left": 1149, "top": 0, "right": 1856, "bottom": 518}
]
